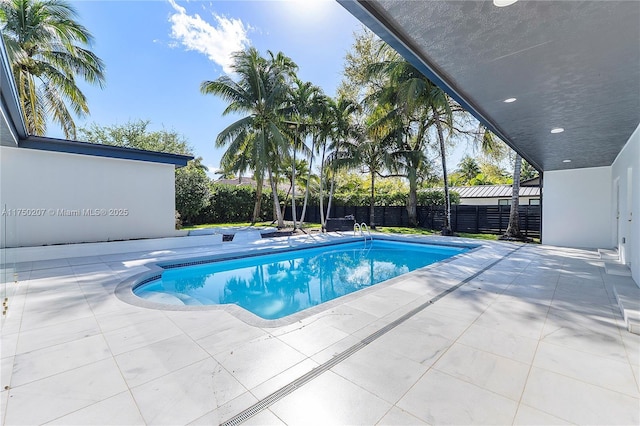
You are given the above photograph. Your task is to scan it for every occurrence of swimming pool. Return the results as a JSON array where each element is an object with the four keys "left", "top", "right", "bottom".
[{"left": 134, "top": 239, "right": 468, "bottom": 319}]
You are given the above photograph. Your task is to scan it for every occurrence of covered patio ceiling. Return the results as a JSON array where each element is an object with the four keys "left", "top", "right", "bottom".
[{"left": 338, "top": 0, "right": 640, "bottom": 172}]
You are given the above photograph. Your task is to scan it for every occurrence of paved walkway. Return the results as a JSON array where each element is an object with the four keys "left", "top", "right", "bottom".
[{"left": 1, "top": 235, "right": 638, "bottom": 425}]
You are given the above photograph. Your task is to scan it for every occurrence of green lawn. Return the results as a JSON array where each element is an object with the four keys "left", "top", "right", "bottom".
[
  {"left": 182, "top": 222, "right": 536, "bottom": 242},
  {"left": 376, "top": 226, "right": 499, "bottom": 240},
  {"left": 376, "top": 226, "right": 436, "bottom": 236},
  {"left": 378, "top": 226, "right": 539, "bottom": 243},
  {"left": 182, "top": 221, "right": 271, "bottom": 230},
  {"left": 182, "top": 221, "right": 322, "bottom": 231}
]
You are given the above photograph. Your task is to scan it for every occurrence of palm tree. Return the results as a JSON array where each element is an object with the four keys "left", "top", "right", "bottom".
[
  {"left": 504, "top": 153, "right": 523, "bottom": 239},
  {"left": 299, "top": 91, "right": 329, "bottom": 226},
  {"left": 429, "top": 87, "right": 455, "bottom": 235},
  {"left": 0, "top": 0, "right": 105, "bottom": 138},
  {"left": 284, "top": 79, "right": 317, "bottom": 229},
  {"left": 359, "top": 109, "right": 395, "bottom": 229},
  {"left": 278, "top": 157, "right": 309, "bottom": 220},
  {"left": 316, "top": 97, "right": 336, "bottom": 230},
  {"left": 520, "top": 159, "right": 539, "bottom": 181},
  {"left": 456, "top": 156, "right": 481, "bottom": 184},
  {"left": 365, "top": 44, "right": 456, "bottom": 229},
  {"left": 474, "top": 125, "right": 528, "bottom": 239},
  {"left": 201, "top": 47, "right": 297, "bottom": 228},
  {"left": 325, "top": 96, "right": 359, "bottom": 220},
  {"left": 217, "top": 132, "right": 265, "bottom": 223}
]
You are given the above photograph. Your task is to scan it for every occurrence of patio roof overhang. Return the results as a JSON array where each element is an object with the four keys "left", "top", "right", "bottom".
[
  {"left": 0, "top": 33, "right": 27, "bottom": 147},
  {"left": 338, "top": 0, "right": 640, "bottom": 172},
  {"left": 20, "top": 135, "right": 193, "bottom": 167}
]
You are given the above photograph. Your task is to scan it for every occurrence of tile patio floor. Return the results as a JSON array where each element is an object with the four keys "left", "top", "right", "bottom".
[{"left": 1, "top": 234, "right": 638, "bottom": 425}]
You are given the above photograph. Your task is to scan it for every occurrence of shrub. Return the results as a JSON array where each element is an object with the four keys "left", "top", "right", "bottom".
[
  {"left": 417, "top": 189, "right": 460, "bottom": 206},
  {"left": 175, "top": 166, "right": 210, "bottom": 225},
  {"left": 194, "top": 184, "right": 275, "bottom": 224}
]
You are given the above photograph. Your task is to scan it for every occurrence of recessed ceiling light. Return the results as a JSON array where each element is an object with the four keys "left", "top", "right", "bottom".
[
  {"left": 562, "top": 159, "right": 572, "bottom": 163},
  {"left": 493, "top": 0, "right": 519, "bottom": 7},
  {"left": 550, "top": 128, "right": 564, "bottom": 134},
  {"left": 503, "top": 98, "right": 517, "bottom": 103}
]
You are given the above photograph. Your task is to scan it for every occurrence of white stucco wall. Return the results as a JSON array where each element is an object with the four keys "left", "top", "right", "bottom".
[
  {"left": 542, "top": 166, "right": 613, "bottom": 249},
  {"left": 459, "top": 196, "right": 538, "bottom": 206},
  {"left": 0, "top": 146, "right": 177, "bottom": 247},
  {"left": 612, "top": 124, "right": 639, "bottom": 284}
]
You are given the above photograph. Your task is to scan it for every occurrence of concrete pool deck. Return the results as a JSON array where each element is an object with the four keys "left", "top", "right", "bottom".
[{"left": 1, "top": 234, "right": 638, "bottom": 425}]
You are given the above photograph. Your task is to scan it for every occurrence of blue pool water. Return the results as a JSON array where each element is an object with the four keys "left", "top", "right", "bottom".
[{"left": 134, "top": 240, "right": 468, "bottom": 319}]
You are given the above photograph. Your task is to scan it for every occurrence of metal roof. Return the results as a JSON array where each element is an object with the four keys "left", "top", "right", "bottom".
[
  {"left": 338, "top": 1, "right": 640, "bottom": 172},
  {"left": 451, "top": 185, "right": 539, "bottom": 199}
]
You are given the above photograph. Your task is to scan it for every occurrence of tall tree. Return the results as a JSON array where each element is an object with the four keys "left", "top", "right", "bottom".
[
  {"left": 284, "top": 79, "right": 318, "bottom": 229},
  {"left": 316, "top": 96, "right": 335, "bottom": 230},
  {"left": 325, "top": 96, "right": 359, "bottom": 220},
  {"left": 299, "top": 91, "right": 329, "bottom": 226},
  {"left": 504, "top": 153, "right": 523, "bottom": 239},
  {"left": 201, "top": 47, "right": 297, "bottom": 228},
  {"left": 0, "top": 0, "right": 105, "bottom": 138},
  {"left": 175, "top": 161, "right": 211, "bottom": 225},
  {"left": 217, "top": 132, "right": 266, "bottom": 223},
  {"left": 79, "top": 120, "right": 192, "bottom": 154},
  {"left": 364, "top": 52, "right": 434, "bottom": 227},
  {"left": 520, "top": 159, "right": 539, "bottom": 181},
  {"left": 455, "top": 156, "right": 481, "bottom": 184},
  {"left": 359, "top": 112, "right": 394, "bottom": 229},
  {"left": 363, "top": 42, "right": 456, "bottom": 231},
  {"left": 278, "top": 157, "right": 309, "bottom": 220}
]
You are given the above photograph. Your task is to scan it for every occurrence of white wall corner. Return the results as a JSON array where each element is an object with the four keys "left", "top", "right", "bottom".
[
  {"left": 542, "top": 166, "right": 613, "bottom": 249},
  {"left": 612, "top": 123, "right": 640, "bottom": 286}
]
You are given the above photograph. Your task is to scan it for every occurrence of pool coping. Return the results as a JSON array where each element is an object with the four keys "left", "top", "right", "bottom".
[{"left": 114, "top": 233, "right": 482, "bottom": 328}]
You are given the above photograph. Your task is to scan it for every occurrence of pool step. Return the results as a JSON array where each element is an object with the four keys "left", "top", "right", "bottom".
[
  {"left": 599, "top": 248, "right": 638, "bottom": 334},
  {"left": 613, "top": 280, "right": 640, "bottom": 335}
]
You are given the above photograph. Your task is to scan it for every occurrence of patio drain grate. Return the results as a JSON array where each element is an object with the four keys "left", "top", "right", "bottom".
[{"left": 221, "top": 244, "right": 523, "bottom": 426}]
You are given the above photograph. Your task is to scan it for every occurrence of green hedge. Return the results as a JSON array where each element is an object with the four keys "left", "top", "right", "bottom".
[
  {"left": 417, "top": 189, "right": 460, "bottom": 206},
  {"left": 285, "top": 189, "right": 459, "bottom": 207},
  {"left": 188, "top": 185, "right": 460, "bottom": 225},
  {"left": 193, "top": 185, "right": 269, "bottom": 223}
]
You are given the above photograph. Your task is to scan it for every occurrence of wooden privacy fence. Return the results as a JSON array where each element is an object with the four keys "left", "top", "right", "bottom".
[{"left": 286, "top": 205, "right": 541, "bottom": 238}]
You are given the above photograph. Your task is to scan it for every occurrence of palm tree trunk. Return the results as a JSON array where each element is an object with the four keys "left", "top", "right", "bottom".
[
  {"left": 369, "top": 171, "right": 376, "bottom": 229},
  {"left": 268, "top": 167, "right": 285, "bottom": 228},
  {"left": 408, "top": 120, "right": 427, "bottom": 227},
  {"left": 407, "top": 166, "right": 418, "bottom": 227},
  {"left": 434, "top": 107, "right": 452, "bottom": 235},
  {"left": 252, "top": 172, "right": 264, "bottom": 224},
  {"left": 300, "top": 135, "right": 315, "bottom": 224},
  {"left": 319, "top": 141, "right": 327, "bottom": 231},
  {"left": 505, "top": 153, "right": 522, "bottom": 238},
  {"left": 327, "top": 169, "right": 336, "bottom": 220},
  {"left": 291, "top": 136, "right": 298, "bottom": 230},
  {"left": 280, "top": 186, "right": 291, "bottom": 219}
]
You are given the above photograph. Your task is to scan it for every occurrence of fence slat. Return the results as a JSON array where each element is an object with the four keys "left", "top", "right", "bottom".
[{"left": 285, "top": 204, "right": 540, "bottom": 237}]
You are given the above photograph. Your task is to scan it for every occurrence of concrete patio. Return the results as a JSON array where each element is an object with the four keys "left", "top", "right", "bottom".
[{"left": 1, "top": 234, "right": 638, "bottom": 425}]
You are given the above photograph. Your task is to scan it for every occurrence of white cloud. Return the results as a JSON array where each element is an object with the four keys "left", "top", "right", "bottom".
[{"left": 167, "top": 0, "right": 250, "bottom": 74}]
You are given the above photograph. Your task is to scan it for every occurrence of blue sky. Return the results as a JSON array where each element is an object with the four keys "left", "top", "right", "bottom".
[{"left": 50, "top": 0, "right": 364, "bottom": 176}]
